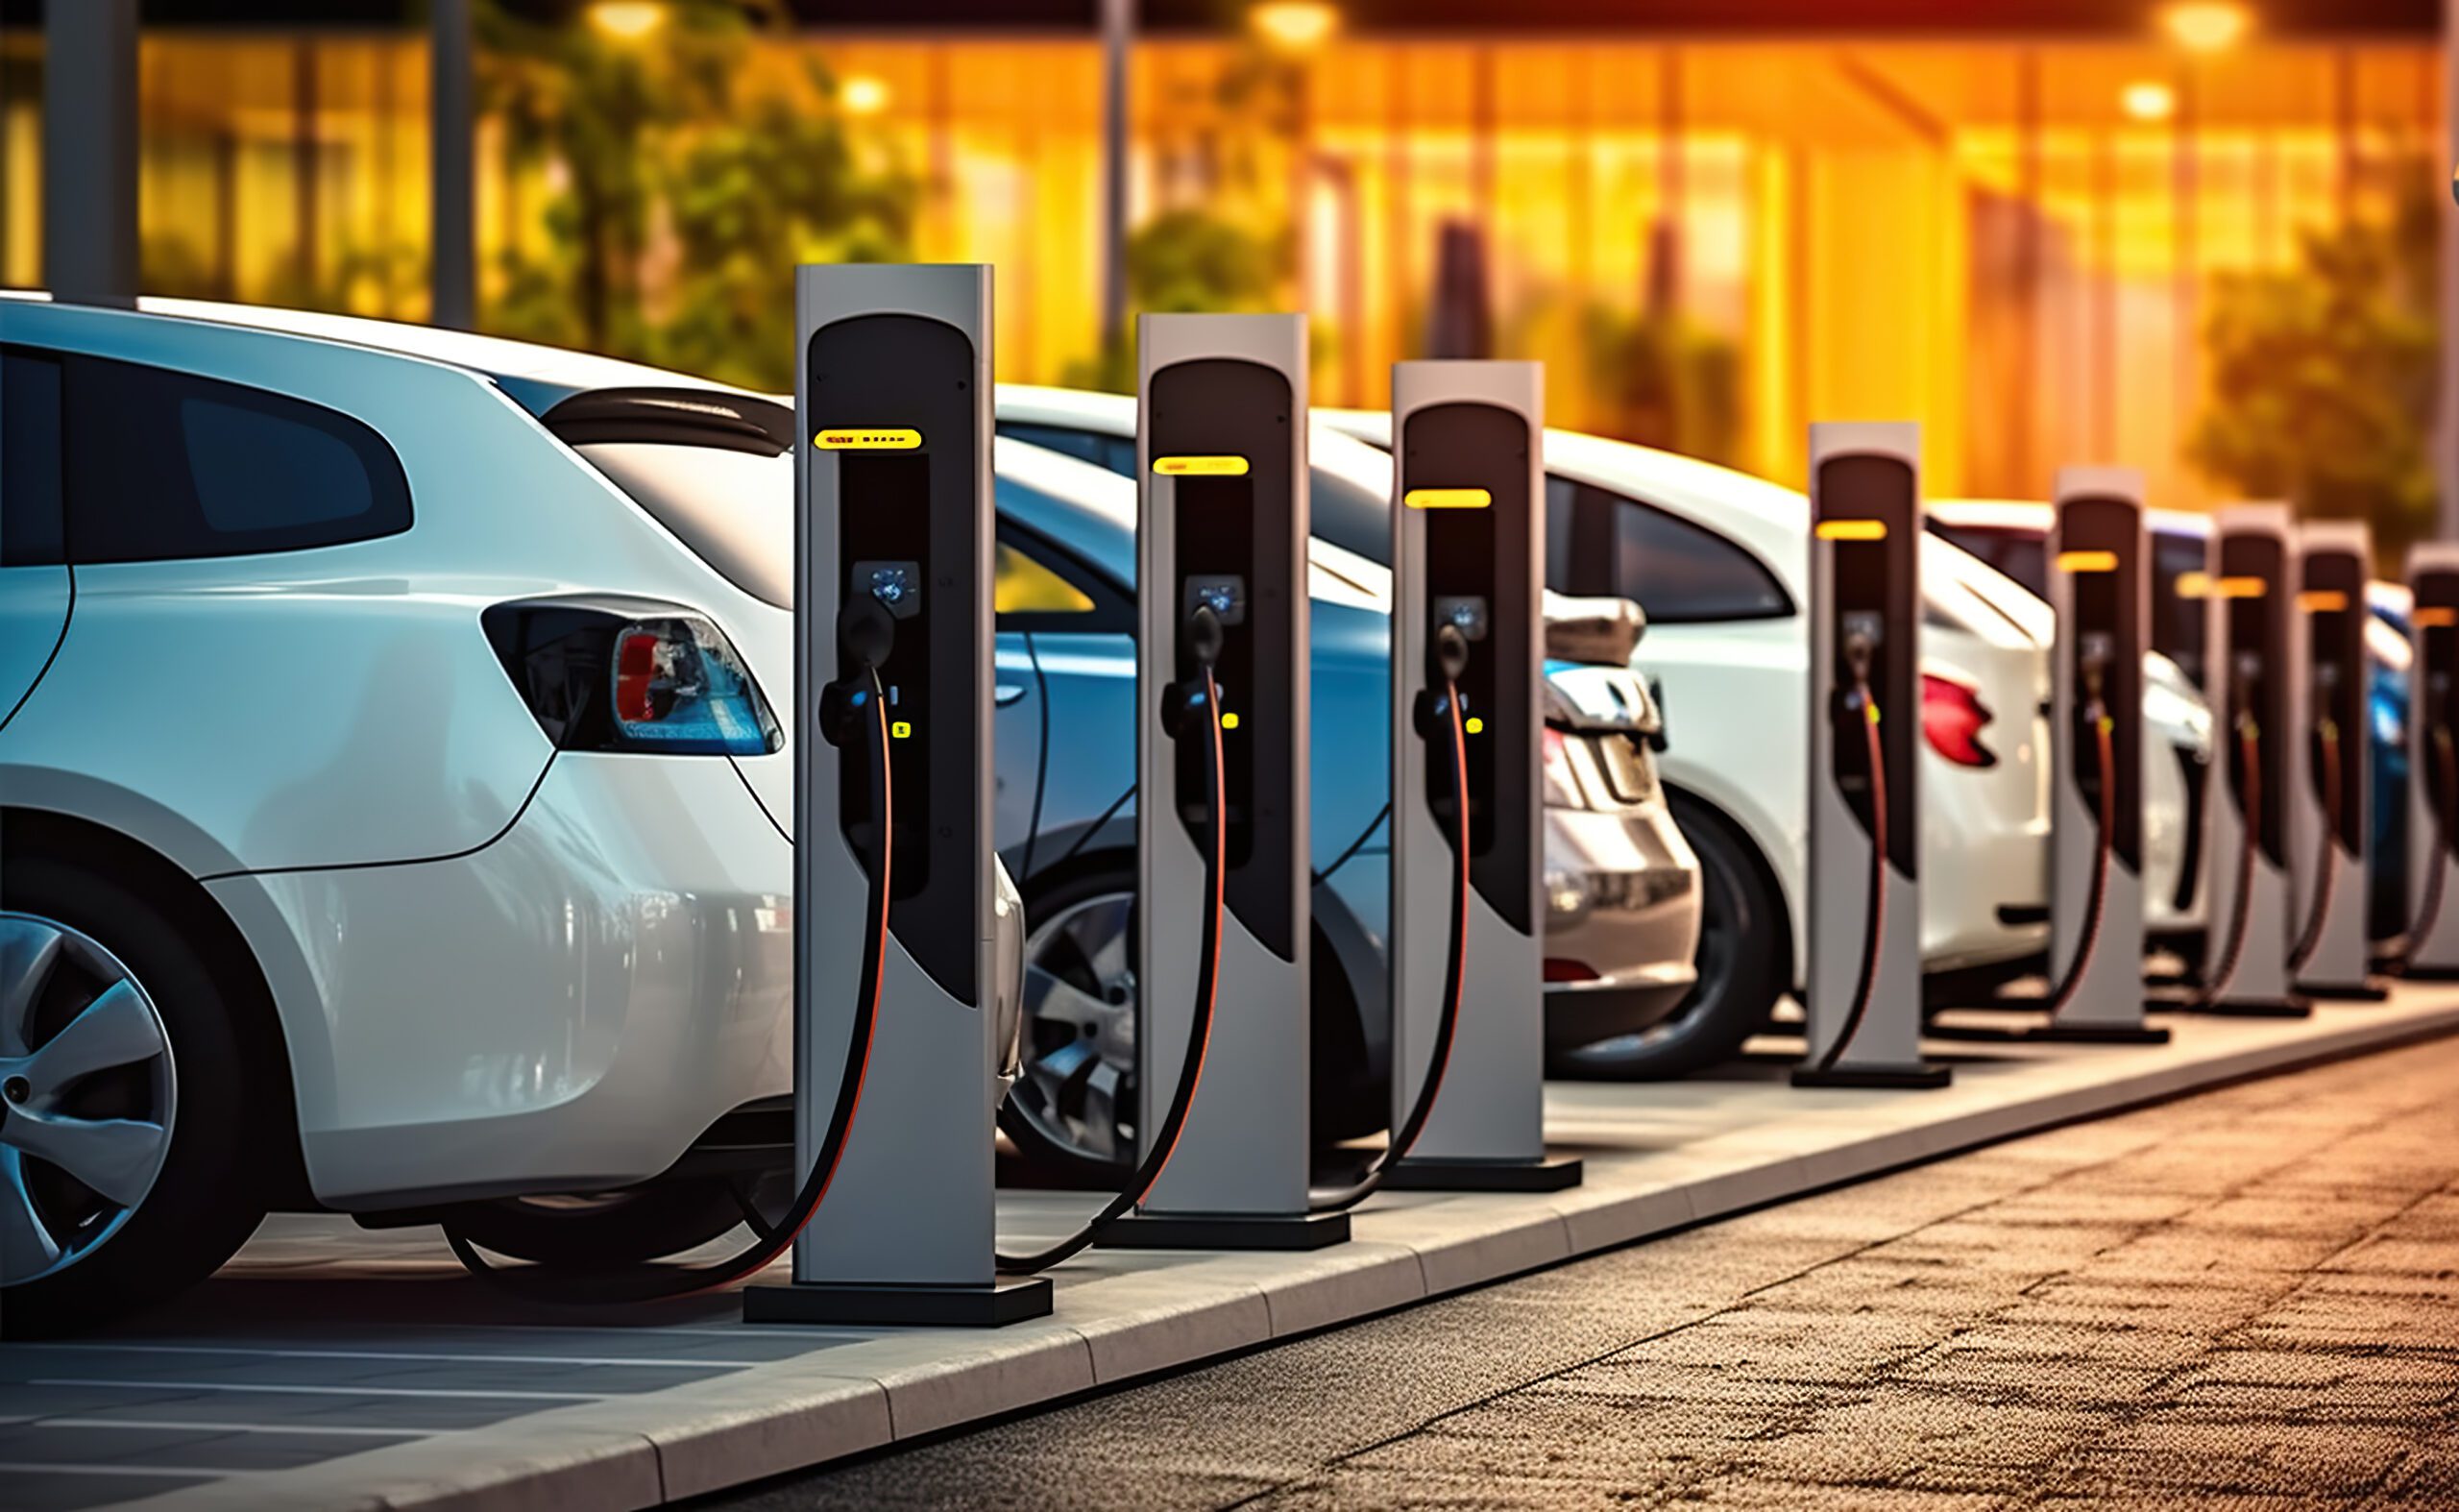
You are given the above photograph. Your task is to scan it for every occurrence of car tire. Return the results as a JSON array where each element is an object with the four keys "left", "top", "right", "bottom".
[
  {"left": 999, "top": 863, "right": 1142, "bottom": 1187},
  {"left": 1, "top": 846, "right": 269, "bottom": 1337},
  {"left": 1550, "top": 792, "right": 1788, "bottom": 1081},
  {"left": 445, "top": 1180, "right": 760, "bottom": 1267}
]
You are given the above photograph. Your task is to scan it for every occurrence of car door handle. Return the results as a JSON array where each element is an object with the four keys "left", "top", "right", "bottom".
[{"left": 995, "top": 682, "right": 1029, "bottom": 707}]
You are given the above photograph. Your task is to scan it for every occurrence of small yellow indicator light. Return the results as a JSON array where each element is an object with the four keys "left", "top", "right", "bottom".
[
  {"left": 2418, "top": 607, "right": 2459, "bottom": 628},
  {"left": 2214, "top": 575, "right": 2268, "bottom": 599},
  {"left": 1815, "top": 519, "right": 1887, "bottom": 542},
  {"left": 890, "top": 720, "right": 913, "bottom": 740},
  {"left": 2176, "top": 570, "right": 2213, "bottom": 599},
  {"left": 1864, "top": 701, "right": 1882, "bottom": 726},
  {"left": 1405, "top": 488, "right": 1493, "bottom": 510},
  {"left": 1154, "top": 455, "right": 1250, "bottom": 476},
  {"left": 816, "top": 428, "right": 922, "bottom": 451},
  {"left": 1464, "top": 716, "right": 1486, "bottom": 735},
  {"left": 2298, "top": 590, "right": 2349, "bottom": 614},
  {"left": 2055, "top": 549, "right": 2120, "bottom": 574},
  {"left": 1221, "top": 712, "right": 1241, "bottom": 731}
]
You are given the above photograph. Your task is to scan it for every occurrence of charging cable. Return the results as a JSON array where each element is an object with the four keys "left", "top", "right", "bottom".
[
  {"left": 444, "top": 603, "right": 898, "bottom": 1303},
  {"left": 996, "top": 606, "right": 1230, "bottom": 1274},
  {"left": 2039, "top": 668, "right": 2116, "bottom": 1023},
  {"left": 1813, "top": 633, "right": 1888, "bottom": 1074},
  {"left": 2287, "top": 715, "right": 2342, "bottom": 974},
  {"left": 2191, "top": 695, "right": 2263, "bottom": 1007},
  {"left": 1311, "top": 624, "right": 1474, "bottom": 1214}
]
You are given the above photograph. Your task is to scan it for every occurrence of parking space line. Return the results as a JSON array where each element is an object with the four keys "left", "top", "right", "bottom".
[
  {"left": 32, "top": 1378, "right": 605, "bottom": 1402},
  {"left": 33, "top": 1342, "right": 767, "bottom": 1370}
]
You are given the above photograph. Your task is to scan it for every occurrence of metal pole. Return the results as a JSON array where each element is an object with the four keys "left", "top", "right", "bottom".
[
  {"left": 43, "top": 0, "right": 139, "bottom": 307},
  {"left": 432, "top": 0, "right": 476, "bottom": 330},
  {"left": 1099, "top": 0, "right": 1132, "bottom": 361}
]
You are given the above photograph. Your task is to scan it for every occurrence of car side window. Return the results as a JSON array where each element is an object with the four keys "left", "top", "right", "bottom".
[
  {"left": 1545, "top": 475, "right": 1791, "bottom": 623},
  {"left": 991, "top": 512, "right": 1131, "bottom": 635},
  {"left": 1, "top": 349, "right": 65, "bottom": 568},
  {"left": 62, "top": 355, "right": 411, "bottom": 565},
  {"left": 997, "top": 422, "right": 1136, "bottom": 479},
  {"left": 996, "top": 542, "right": 1095, "bottom": 616}
]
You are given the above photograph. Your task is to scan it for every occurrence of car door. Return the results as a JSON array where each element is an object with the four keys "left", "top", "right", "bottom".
[
  {"left": 0, "top": 349, "right": 70, "bottom": 730},
  {"left": 990, "top": 516, "right": 1138, "bottom": 882}
]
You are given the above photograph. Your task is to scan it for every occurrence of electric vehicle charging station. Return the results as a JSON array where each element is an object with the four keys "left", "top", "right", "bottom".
[
  {"left": 2289, "top": 522, "right": 2385, "bottom": 1000},
  {"left": 743, "top": 262, "right": 1053, "bottom": 1325},
  {"left": 1795, "top": 423, "right": 1949, "bottom": 1089},
  {"left": 2400, "top": 543, "right": 2459, "bottom": 978},
  {"left": 1104, "top": 311, "right": 1349, "bottom": 1252},
  {"left": 1377, "top": 360, "right": 1582, "bottom": 1193},
  {"left": 2033, "top": 469, "right": 2170, "bottom": 1042},
  {"left": 2184, "top": 503, "right": 2310, "bottom": 1018}
]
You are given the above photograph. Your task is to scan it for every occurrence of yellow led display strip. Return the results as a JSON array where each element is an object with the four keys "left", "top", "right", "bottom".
[
  {"left": 1153, "top": 455, "right": 1250, "bottom": 476},
  {"left": 2297, "top": 590, "right": 2349, "bottom": 614},
  {"left": 1814, "top": 519, "right": 1887, "bottom": 542},
  {"left": 1403, "top": 488, "right": 1493, "bottom": 510},
  {"left": 2054, "top": 549, "right": 2120, "bottom": 573},
  {"left": 815, "top": 428, "right": 922, "bottom": 450}
]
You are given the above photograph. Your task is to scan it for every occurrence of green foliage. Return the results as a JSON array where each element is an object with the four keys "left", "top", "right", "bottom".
[
  {"left": 474, "top": 0, "right": 915, "bottom": 388},
  {"left": 1062, "top": 208, "right": 1285, "bottom": 392},
  {"left": 2189, "top": 174, "right": 2439, "bottom": 564},
  {"left": 1577, "top": 302, "right": 1743, "bottom": 466}
]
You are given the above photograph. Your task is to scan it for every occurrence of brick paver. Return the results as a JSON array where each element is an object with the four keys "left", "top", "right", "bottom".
[{"left": 705, "top": 1035, "right": 2459, "bottom": 1510}]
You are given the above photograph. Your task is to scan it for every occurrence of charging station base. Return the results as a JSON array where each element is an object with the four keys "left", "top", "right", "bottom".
[
  {"left": 1790, "top": 1062, "right": 1953, "bottom": 1090},
  {"left": 742, "top": 1278, "right": 1054, "bottom": 1328},
  {"left": 1383, "top": 1156, "right": 1585, "bottom": 1193},
  {"left": 2163, "top": 995, "right": 2313, "bottom": 1018},
  {"left": 1100, "top": 1210, "right": 1351, "bottom": 1252},
  {"left": 2301, "top": 977, "right": 2392, "bottom": 1002},
  {"left": 2028, "top": 1021, "right": 2173, "bottom": 1044},
  {"left": 2394, "top": 963, "right": 2459, "bottom": 982}
]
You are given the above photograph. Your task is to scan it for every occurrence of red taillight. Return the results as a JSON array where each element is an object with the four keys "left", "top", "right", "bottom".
[
  {"left": 1544, "top": 959, "right": 1599, "bottom": 984},
  {"left": 615, "top": 630, "right": 662, "bottom": 724},
  {"left": 1920, "top": 672, "right": 1997, "bottom": 768}
]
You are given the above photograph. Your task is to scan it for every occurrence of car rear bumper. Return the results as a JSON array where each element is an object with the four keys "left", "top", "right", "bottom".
[
  {"left": 214, "top": 751, "right": 797, "bottom": 1209},
  {"left": 1541, "top": 803, "right": 1702, "bottom": 1048}
]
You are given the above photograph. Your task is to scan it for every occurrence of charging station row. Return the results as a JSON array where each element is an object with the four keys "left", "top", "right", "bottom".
[{"left": 683, "top": 261, "right": 2444, "bottom": 1329}]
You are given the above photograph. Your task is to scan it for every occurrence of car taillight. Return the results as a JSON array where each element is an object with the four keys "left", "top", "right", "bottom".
[
  {"left": 1921, "top": 672, "right": 1998, "bottom": 768},
  {"left": 482, "top": 597, "right": 781, "bottom": 756},
  {"left": 1542, "top": 726, "right": 1583, "bottom": 808},
  {"left": 1544, "top": 959, "right": 1600, "bottom": 984}
]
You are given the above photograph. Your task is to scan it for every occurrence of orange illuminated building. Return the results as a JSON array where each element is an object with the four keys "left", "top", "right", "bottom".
[{"left": 0, "top": 0, "right": 2441, "bottom": 503}]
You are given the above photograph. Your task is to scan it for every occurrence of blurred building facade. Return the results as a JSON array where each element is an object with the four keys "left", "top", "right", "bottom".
[{"left": 0, "top": 4, "right": 2441, "bottom": 508}]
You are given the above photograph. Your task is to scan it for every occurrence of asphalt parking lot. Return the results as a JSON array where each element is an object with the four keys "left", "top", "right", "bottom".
[{"left": 704, "top": 1031, "right": 2459, "bottom": 1510}]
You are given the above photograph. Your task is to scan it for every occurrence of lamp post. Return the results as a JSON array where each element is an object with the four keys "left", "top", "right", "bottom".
[
  {"left": 431, "top": 0, "right": 475, "bottom": 329},
  {"left": 1101, "top": 0, "right": 1133, "bottom": 364},
  {"left": 43, "top": 0, "right": 138, "bottom": 307}
]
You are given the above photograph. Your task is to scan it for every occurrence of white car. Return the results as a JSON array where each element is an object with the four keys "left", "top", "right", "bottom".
[
  {"left": 1318, "top": 414, "right": 2212, "bottom": 1076},
  {"left": 0, "top": 297, "right": 1025, "bottom": 1330}
]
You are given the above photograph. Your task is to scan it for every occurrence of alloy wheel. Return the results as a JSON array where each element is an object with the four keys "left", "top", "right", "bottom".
[
  {"left": 0, "top": 913, "right": 179, "bottom": 1286},
  {"left": 1010, "top": 890, "right": 1138, "bottom": 1167}
]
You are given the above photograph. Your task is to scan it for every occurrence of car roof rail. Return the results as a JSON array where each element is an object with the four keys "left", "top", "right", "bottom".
[{"left": 541, "top": 387, "right": 795, "bottom": 457}]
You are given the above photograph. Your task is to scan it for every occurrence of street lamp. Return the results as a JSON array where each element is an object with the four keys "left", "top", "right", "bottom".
[
  {"left": 2121, "top": 80, "right": 2178, "bottom": 121},
  {"left": 2159, "top": 2, "right": 2251, "bottom": 53},
  {"left": 1251, "top": 1, "right": 1338, "bottom": 54},
  {"left": 841, "top": 75, "right": 891, "bottom": 116},
  {"left": 587, "top": 1, "right": 669, "bottom": 42}
]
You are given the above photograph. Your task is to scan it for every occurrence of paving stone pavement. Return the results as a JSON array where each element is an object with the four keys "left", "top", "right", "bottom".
[{"left": 697, "top": 1034, "right": 2459, "bottom": 1510}]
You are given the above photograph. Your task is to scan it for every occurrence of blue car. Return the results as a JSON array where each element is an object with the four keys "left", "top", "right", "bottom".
[{"left": 1929, "top": 503, "right": 2409, "bottom": 941}]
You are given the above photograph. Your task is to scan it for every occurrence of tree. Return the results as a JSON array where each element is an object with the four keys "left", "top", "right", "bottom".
[
  {"left": 2189, "top": 173, "right": 2439, "bottom": 566},
  {"left": 1062, "top": 208, "right": 1284, "bottom": 392}
]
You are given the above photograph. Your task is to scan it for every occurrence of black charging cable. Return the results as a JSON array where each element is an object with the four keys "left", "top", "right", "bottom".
[
  {"left": 2288, "top": 714, "right": 2343, "bottom": 975},
  {"left": 2040, "top": 669, "right": 2116, "bottom": 1022},
  {"left": 2191, "top": 689, "right": 2264, "bottom": 1007},
  {"left": 444, "top": 599, "right": 900, "bottom": 1303},
  {"left": 1311, "top": 624, "right": 1474, "bottom": 1214},
  {"left": 1814, "top": 634, "right": 1889, "bottom": 1074},
  {"left": 996, "top": 606, "right": 1230, "bottom": 1274}
]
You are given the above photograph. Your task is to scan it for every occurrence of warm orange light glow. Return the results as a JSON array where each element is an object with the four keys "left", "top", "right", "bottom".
[
  {"left": 2418, "top": 607, "right": 2459, "bottom": 628},
  {"left": 587, "top": 1, "right": 667, "bottom": 41},
  {"left": 1251, "top": 2, "right": 1339, "bottom": 53},
  {"left": 840, "top": 75, "right": 891, "bottom": 115},
  {"left": 2161, "top": 2, "right": 2251, "bottom": 53},
  {"left": 2120, "top": 81, "right": 2177, "bottom": 121},
  {"left": 2298, "top": 590, "right": 2349, "bottom": 614}
]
